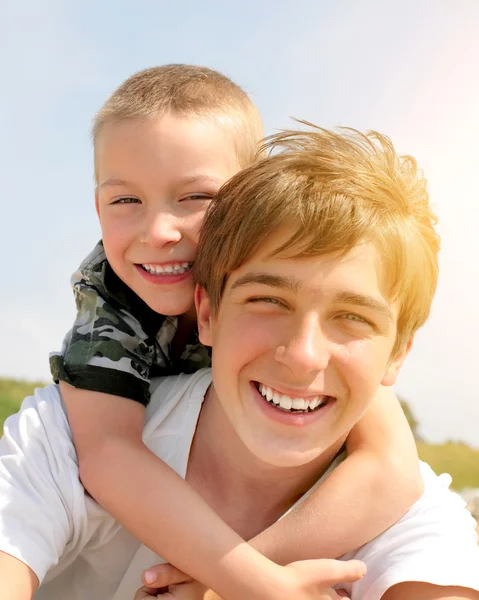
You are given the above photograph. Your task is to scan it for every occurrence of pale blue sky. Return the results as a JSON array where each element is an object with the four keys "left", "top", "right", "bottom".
[{"left": 1, "top": 0, "right": 478, "bottom": 445}]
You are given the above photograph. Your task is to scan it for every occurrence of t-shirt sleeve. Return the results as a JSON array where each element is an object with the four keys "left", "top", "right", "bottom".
[
  {"left": 343, "top": 464, "right": 479, "bottom": 600},
  {"left": 50, "top": 265, "right": 160, "bottom": 405},
  {"left": 0, "top": 385, "right": 88, "bottom": 583}
]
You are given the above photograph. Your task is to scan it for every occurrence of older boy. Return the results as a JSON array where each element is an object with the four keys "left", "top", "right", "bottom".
[{"left": 0, "top": 126, "right": 478, "bottom": 600}]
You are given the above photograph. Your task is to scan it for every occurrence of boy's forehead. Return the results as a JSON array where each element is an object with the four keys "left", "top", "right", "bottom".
[
  {"left": 95, "top": 115, "right": 243, "bottom": 186},
  {"left": 226, "top": 230, "right": 397, "bottom": 314}
]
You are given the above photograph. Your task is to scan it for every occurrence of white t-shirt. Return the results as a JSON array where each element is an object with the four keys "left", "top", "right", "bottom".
[{"left": 0, "top": 369, "right": 478, "bottom": 600}]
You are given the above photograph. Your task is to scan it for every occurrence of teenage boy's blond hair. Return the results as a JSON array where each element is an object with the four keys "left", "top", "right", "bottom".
[
  {"left": 92, "top": 64, "right": 263, "bottom": 179},
  {"left": 195, "top": 123, "right": 440, "bottom": 356}
]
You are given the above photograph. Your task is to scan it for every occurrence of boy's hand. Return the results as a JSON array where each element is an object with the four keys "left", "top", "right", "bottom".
[
  {"left": 140, "top": 559, "right": 363, "bottom": 600},
  {"left": 269, "top": 558, "right": 362, "bottom": 600}
]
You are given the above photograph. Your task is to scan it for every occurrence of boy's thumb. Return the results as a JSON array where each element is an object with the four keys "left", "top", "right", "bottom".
[{"left": 142, "top": 563, "right": 191, "bottom": 587}]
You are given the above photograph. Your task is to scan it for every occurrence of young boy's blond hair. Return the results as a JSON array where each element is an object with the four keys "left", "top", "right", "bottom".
[
  {"left": 92, "top": 64, "right": 263, "bottom": 178},
  {"left": 196, "top": 123, "right": 440, "bottom": 356}
]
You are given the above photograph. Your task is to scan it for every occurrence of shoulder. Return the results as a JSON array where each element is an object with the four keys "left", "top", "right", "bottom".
[
  {"left": 2, "top": 383, "right": 73, "bottom": 449},
  {"left": 382, "top": 581, "right": 479, "bottom": 600},
  {"left": 0, "top": 385, "right": 88, "bottom": 583},
  {"left": 344, "top": 462, "right": 479, "bottom": 600},
  {"left": 0, "top": 383, "right": 78, "bottom": 483}
]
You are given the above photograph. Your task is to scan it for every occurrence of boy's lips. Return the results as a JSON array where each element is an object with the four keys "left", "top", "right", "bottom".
[
  {"left": 253, "top": 381, "right": 336, "bottom": 414},
  {"left": 134, "top": 261, "right": 194, "bottom": 284}
]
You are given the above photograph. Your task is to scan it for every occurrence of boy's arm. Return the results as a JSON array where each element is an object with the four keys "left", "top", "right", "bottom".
[
  {"left": 0, "top": 553, "right": 37, "bottom": 600},
  {"left": 61, "top": 383, "right": 290, "bottom": 600},
  {"left": 249, "top": 386, "right": 423, "bottom": 563}
]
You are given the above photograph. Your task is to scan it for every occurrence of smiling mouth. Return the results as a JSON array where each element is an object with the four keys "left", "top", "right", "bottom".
[
  {"left": 255, "top": 382, "right": 335, "bottom": 413},
  {"left": 140, "top": 262, "right": 193, "bottom": 275}
]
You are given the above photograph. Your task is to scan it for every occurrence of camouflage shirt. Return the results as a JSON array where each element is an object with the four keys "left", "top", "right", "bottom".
[{"left": 50, "top": 242, "right": 211, "bottom": 406}]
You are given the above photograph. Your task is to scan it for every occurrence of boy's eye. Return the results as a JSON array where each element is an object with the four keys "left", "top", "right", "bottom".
[
  {"left": 339, "top": 313, "right": 372, "bottom": 326},
  {"left": 111, "top": 197, "right": 141, "bottom": 205},
  {"left": 180, "top": 193, "right": 214, "bottom": 202},
  {"left": 247, "top": 297, "right": 286, "bottom": 308}
]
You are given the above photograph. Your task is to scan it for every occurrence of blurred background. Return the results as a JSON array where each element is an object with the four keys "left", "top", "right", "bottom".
[{"left": 1, "top": 1, "right": 478, "bottom": 505}]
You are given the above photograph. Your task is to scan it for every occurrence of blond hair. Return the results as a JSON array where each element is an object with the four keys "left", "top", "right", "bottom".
[
  {"left": 195, "top": 123, "right": 440, "bottom": 355},
  {"left": 92, "top": 64, "right": 263, "bottom": 179}
]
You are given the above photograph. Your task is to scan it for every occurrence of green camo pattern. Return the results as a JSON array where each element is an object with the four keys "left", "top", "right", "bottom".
[{"left": 50, "top": 242, "right": 211, "bottom": 404}]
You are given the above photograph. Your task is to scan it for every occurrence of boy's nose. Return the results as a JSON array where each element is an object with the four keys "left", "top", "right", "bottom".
[
  {"left": 275, "top": 315, "right": 330, "bottom": 375},
  {"left": 140, "top": 213, "right": 182, "bottom": 247}
]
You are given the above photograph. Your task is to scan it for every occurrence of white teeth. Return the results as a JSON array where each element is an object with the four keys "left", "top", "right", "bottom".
[
  {"left": 279, "top": 395, "right": 293, "bottom": 410},
  {"left": 292, "top": 397, "right": 306, "bottom": 410},
  {"left": 257, "top": 383, "right": 328, "bottom": 413},
  {"left": 142, "top": 262, "right": 193, "bottom": 275}
]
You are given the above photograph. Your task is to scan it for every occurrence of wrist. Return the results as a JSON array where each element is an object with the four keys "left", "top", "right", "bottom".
[{"left": 215, "top": 547, "right": 285, "bottom": 600}]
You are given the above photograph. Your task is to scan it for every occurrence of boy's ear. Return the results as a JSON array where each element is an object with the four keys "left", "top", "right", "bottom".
[
  {"left": 94, "top": 190, "right": 101, "bottom": 219},
  {"left": 194, "top": 284, "right": 213, "bottom": 347},
  {"left": 381, "top": 336, "right": 414, "bottom": 387}
]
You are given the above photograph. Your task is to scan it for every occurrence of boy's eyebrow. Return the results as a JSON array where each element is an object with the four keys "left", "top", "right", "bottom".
[
  {"left": 230, "top": 272, "right": 393, "bottom": 320},
  {"left": 230, "top": 272, "right": 301, "bottom": 294},
  {"left": 99, "top": 175, "right": 223, "bottom": 190},
  {"left": 180, "top": 175, "right": 225, "bottom": 186},
  {"left": 99, "top": 177, "right": 131, "bottom": 189}
]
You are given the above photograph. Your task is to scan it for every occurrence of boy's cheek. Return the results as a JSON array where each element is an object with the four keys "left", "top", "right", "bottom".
[{"left": 214, "top": 313, "right": 280, "bottom": 363}]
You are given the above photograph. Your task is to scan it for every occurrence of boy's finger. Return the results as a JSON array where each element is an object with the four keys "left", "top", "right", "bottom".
[
  {"left": 313, "top": 559, "right": 366, "bottom": 586},
  {"left": 142, "top": 563, "right": 191, "bottom": 587},
  {"left": 336, "top": 590, "right": 350, "bottom": 598},
  {"left": 290, "top": 558, "right": 366, "bottom": 588}
]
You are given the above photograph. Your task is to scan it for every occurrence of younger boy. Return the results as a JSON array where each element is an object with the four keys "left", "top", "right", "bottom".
[{"left": 49, "top": 65, "right": 422, "bottom": 597}]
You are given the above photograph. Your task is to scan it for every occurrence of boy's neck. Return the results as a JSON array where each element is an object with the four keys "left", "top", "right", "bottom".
[{"left": 187, "top": 384, "right": 343, "bottom": 540}]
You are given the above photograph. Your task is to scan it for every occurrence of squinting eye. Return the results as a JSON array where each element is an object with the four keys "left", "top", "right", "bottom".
[
  {"left": 248, "top": 297, "right": 284, "bottom": 307},
  {"left": 181, "top": 194, "right": 213, "bottom": 202},
  {"left": 112, "top": 197, "right": 140, "bottom": 205},
  {"left": 342, "top": 313, "right": 370, "bottom": 325}
]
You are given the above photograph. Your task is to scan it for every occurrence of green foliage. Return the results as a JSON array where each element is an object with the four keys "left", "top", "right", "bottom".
[
  {"left": 417, "top": 441, "right": 479, "bottom": 490},
  {"left": 0, "top": 378, "right": 46, "bottom": 433}
]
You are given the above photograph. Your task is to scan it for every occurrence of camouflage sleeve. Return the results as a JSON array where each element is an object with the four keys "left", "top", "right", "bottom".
[{"left": 50, "top": 253, "right": 160, "bottom": 405}]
